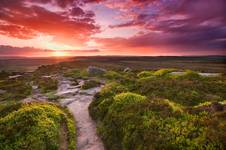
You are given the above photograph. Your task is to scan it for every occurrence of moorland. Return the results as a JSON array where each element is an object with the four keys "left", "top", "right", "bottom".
[{"left": 0, "top": 56, "right": 225, "bottom": 150}]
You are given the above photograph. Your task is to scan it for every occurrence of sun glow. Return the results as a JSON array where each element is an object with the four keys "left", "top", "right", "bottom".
[
  {"left": 47, "top": 43, "right": 75, "bottom": 50},
  {"left": 52, "top": 50, "right": 68, "bottom": 57}
]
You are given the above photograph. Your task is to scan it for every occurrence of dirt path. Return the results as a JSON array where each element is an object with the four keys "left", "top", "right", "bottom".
[{"left": 57, "top": 78, "right": 104, "bottom": 150}]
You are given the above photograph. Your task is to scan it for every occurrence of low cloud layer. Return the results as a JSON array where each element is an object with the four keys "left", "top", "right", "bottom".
[{"left": 0, "top": 45, "right": 100, "bottom": 56}]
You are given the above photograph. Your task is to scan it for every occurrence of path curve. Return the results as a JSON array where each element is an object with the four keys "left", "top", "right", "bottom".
[{"left": 57, "top": 77, "right": 104, "bottom": 150}]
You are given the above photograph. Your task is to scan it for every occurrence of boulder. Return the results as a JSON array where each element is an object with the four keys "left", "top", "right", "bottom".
[
  {"left": 0, "top": 89, "right": 6, "bottom": 94},
  {"left": 123, "top": 67, "right": 132, "bottom": 72},
  {"left": 8, "top": 75, "right": 23, "bottom": 80},
  {"left": 211, "top": 102, "right": 224, "bottom": 111},
  {"left": 87, "top": 66, "right": 106, "bottom": 76}
]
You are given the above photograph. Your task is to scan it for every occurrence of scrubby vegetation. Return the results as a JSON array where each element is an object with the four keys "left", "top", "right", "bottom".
[
  {"left": 0, "top": 78, "right": 32, "bottom": 101},
  {"left": 1, "top": 60, "right": 226, "bottom": 150},
  {"left": 81, "top": 80, "right": 101, "bottom": 90},
  {"left": 89, "top": 68, "right": 226, "bottom": 150},
  {"left": 0, "top": 71, "right": 10, "bottom": 80},
  {"left": 35, "top": 77, "right": 58, "bottom": 93},
  {"left": 46, "top": 92, "right": 62, "bottom": 101},
  {"left": 0, "top": 103, "right": 76, "bottom": 150},
  {"left": 136, "top": 70, "right": 226, "bottom": 106},
  {"left": 104, "top": 71, "right": 123, "bottom": 80},
  {"left": 64, "top": 69, "right": 88, "bottom": 79}
]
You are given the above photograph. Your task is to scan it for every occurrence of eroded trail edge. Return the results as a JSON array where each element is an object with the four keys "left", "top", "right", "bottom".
[{"left": 57, "top": 77, "right": 104, "bottom": 150}]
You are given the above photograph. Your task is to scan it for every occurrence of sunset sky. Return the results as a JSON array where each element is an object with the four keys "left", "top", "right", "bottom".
[{"left": 0, "top": 0, "right": 225, "bottom": 57}]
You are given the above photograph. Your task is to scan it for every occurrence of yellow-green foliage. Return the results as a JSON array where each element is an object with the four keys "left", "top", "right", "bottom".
[
  {"left": 137, "top": 76, "right": 156, "bottom": 83},
  {"left": 137, "top": 71, "right": 154, "bottom": 78},
  {"left": 153, "top": 68, "right": 176, "bottom": 76},
  {"left": 163, "top": 99, "right": 184, "bottom": 113},
  {"left": 194, "top": 101, "right": 212, "bottom": 108},
  {"left": 137, "top": 73, "right": 226, "bottom": 106},
  {"left": 0, "top": 103, "right": 76, "bottom": 150},
  {"left": 137, "top": 69, "right": 176, "bottom": 79},
  {"left": 99, "top": 82, "right": 128, "bottom": 98},
  {"left": 110, "top": 92, "right": 146, "bottom": 112},
  {"left": 91, "top": 93, "right": 225, "bottom": 150},
  {"left": 89, "top": 72, "right": 226, "bottom": 150},
  {"left": 177, "top": 70, "right": 201, "bottom": 79},
  {"left": 89, "top": 82, "right": 128, "bottom": 120},
  {"left": 104, "top": 71, "right": 123, "bottom": 80}
]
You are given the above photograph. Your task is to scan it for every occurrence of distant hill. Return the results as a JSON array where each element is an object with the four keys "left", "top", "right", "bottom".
[{"left": 0, "top": 56, "right": 225, "bottom": 73}]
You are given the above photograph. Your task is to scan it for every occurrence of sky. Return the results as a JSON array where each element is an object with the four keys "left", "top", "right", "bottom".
[{"left": 0, "top": 0, "right": 225, "bottom": 57}]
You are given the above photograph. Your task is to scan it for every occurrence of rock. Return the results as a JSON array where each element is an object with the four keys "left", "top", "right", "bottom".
[
  {"left": 71, "top": 80, "right": 79, "bottom": 86},
  {"left": 211, "top": 102, "right": 224, "bottom": 111},
  {"left": 199, "top": 73, "right": 220, "bottom": 77},
  {"left": 0, "top": 89, "right": 6, "bottom": 94},
  {"left": 8, "top": 75, "right": 23, "bottom": 80},
  {"left": 87, "top": 66, "right": 106, "bottom": 76},
  {"left": 191, "top": 102, "right": 225, "bottom": 114},
  {"left": 123, "top": 67, "right": 132, "bottom": 72}
]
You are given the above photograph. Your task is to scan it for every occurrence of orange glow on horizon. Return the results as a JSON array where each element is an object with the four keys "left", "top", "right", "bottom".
[{"left": 52, "top": 51, "right": 68, "bottom": 57}]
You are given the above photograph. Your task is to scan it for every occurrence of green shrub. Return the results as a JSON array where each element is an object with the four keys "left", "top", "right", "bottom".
[
  {"left": 89, "top": 82, "right": 128, "bottom": 120},
  {"left": 162, "top": 99, "right": 184, "bottom": 113},
  {"left": 0, "top": 103, "right": 76, "bottom": 150},
  {"left": 100, "top": 82, "right": 128, "bottom": 97},
  {"left": 177, "top": 70, "right": 201, "bottom": 80},
  {"left": 137, "top": 71, "right": 154, "bottom": 78},
  {"left": 0, "top": 101, "right": 22, "bottom": 118},
  {"left": 46, "top": 92, "right": 62, "bottom": 101},
  {"left": 0, "top": 79, "right": 32, "bottom": 101},
  {"left": 110, "top": 92, "right": 146, "bottom": 112},
  {"left": 137, "top": 76, "right": 226, "bottom": 106},
  {"left": 64, "top": 69, "right": 88, "bottom": 79},
  {"left": 153, "top": 68, "right": 176, "bottom": 76},
  {"left": 137, "top": 76, "right": 156, "bottom": 83},
  {"left": 92, "top": 96, "right": 225, "bottom": 150},
  {"left": 89, "top": 71, "right": 226, "bottom": 150},
  {"left": 37, "top": 78, "right": 58, "bottom": 93},
  {"left": 81, "top": 80, "right": 100, "bottom": 90},
  {"left": 104, "top": 71, "right": 123, "bottom": 80}
]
